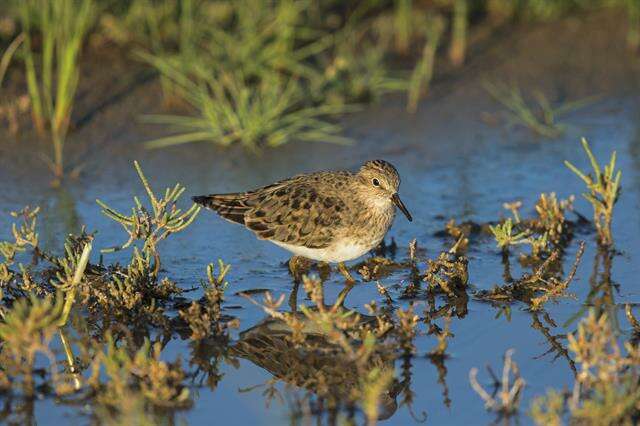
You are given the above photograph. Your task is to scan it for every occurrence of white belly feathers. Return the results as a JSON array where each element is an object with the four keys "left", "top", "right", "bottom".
[{"left": 271, "top": 239, "right": 373, "bottom": 263}]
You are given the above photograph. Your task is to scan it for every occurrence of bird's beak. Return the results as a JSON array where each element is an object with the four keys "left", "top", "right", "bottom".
[{"left": 391, "top": 193, "right": 412, "bottom": 222}]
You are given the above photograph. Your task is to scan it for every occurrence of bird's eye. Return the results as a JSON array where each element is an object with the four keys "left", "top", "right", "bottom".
[{"left": 372, "top": 178, "right": 380, "bottom": 187}]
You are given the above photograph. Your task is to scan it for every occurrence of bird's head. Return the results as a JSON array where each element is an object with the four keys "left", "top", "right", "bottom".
[{"left": 357, "top": 160, "right": 412, "bottom": 222}]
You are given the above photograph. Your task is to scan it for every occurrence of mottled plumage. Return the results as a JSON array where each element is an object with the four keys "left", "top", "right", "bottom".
[{"left": 193, "top": 160, "right": 412, "bottom": 266}]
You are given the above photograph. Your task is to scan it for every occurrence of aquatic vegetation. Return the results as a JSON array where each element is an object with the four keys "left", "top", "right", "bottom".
[
  {"left": 406, "top": 14, "right": 445, "bottom": 113},
  {"left": 0, "top": 207, "right": 41, "bottom": 291},
  {"left": 0, "top": 33, "right": 28, "bottom": 134},
  {"left": 0, "top": 291, "right": 64, "bottom": 396},
  {"left": 479, "top": 181, "right": 585, "bottom": 309},
  {"left": 627, "top": 0, "right": 640, "bottom": 50},
  {"left": 478, "top": 242, "right": 585, "bottom": 310},
  {"left": 534, "top": 192, "right": 575, "bottom": 246},
  {"left": 530, "top": 310, "right": 640, "bottom": 425},
  {"left": 97, "top": 160, "right": 200, "bottom": 270},
  {"left": 18, "top": 0, "right": 97, "bottom": 180},
  {"left": 90, "top": 335, "right": 191, "bottom": 410},
  {"left": 179, "top": 260, "right": 236, "bottom": 340},
  {"left": 242, "top": 276, "right": 419, "bottom": 422},
  {"left": 449, "top": 0, "right": 469, "bottom": 66},
  {"left": 484, "top": 81, "right": 595, "bottom": 138},
  {"left": 490, "top": 192, "right": 576, "bottom": 258},
  {"left": 78, "top": 162, "right": 201, "bottom": 325},
  {"left": 527, "top": 242, "right": 584, "bottom": 310},
  {"left": 422, "top": 251, "right": 469, "bottom": 298},
  {"left": 52, "top": 241, "right": 92, "bottom": 326},
  {"left": 141, "top": 71, "right": 354, "bottom": 149},
  {"left": 490, "top": 218, "right": 532, "bottom": 251},
  {"left": 0, "top": 206, "right": 39, "bottom": 264},
  {"left": 470, "top": 349, "right": 526, "bottom": 416},
  {"left": 444, "top": 219, "right": 470, "bottom": 254},
  {"left": 565, "top": 137, "right": 621, "bottom": 246},
  {"left": 0, "top": 165, "right": 235, "bottom": 422}
]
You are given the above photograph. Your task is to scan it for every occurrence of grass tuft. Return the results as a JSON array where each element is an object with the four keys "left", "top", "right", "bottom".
[
  {"left": 484, "top": 81, "right": 595, "bottom": 138},
  {"left": 18, "top": 0, "right": 97, "bottom": 180}
]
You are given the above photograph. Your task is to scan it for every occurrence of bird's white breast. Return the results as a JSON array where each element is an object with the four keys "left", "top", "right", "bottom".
[{"left": 271, "top": 239, "right": 373, "bottom": 263}]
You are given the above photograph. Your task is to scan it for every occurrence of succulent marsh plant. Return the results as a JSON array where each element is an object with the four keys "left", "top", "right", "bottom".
[
  {"left": 489, "top": 218, "right": 532, "bottom": 251},
  {"left": 0, "top": 206, "right": 40, "bottom": 286},
  {"left": 0, "top": 206, "right": 39, "bottom": 263},
  {"left": 565, "top": 138, "right": 621, "bottom": 247},
  {"left": 51, "top": 241, "right": 92, "bottom": 326},
  {"left": 97, "top": 160, "right": 200, "bottom": 274},
  {"left": 533, "top": 192, "right": 575, "bottom": 246},
  {"left": 444, "top": 219, "right": 470, "bottom": 254},
  {"left": 90, "top": 334, "right": 191, "bottom": 411},
  {"left": 477, "top": 242, "right": 585, "bottom": 310},
  {"left": 244, "top": 276, "right": 412, "bottom": 422},
  {"left": 470, "top": 349, "right": 525, "bottom": 416},
  {"left": 530, "top": 309, "right": 640, "bottom": 425},
  {"left": 490, "top": 192, "right": 576, "bottom": 259},
  {"left": 0, "top": 291, "right": 64, "bottom": 395},
  {"left": 422, "top": 251, "right": 469, "bottom": 298},
  {"left": 179, "top": 260, "right": 235, "bottom": 340}
]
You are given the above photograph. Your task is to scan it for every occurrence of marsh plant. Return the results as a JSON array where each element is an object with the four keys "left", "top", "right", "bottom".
[
  {"left": 179, "top": 260, "right": 236, "bottom": 340},
  {"left": 406, "top": 14, "right": 445, "bottom": 113},
  {"left": 489, "top": 192, "right": 575, "bottom": 258},
  {"left": 244, "top": 275, "right": 415, "bottom": 423},
  {"left": 422, "top": 250, "right": 469, "bottom": 298},
  {"left": 565, "top": 137, "right": 621, "bottom": 247},
  {"left": 139, "top": 0, "right": 356, "bottom": 149},
  {"left": 470, "top": 349, "right": 526, "bottom": 416},
  {"left": 0, "top": 292, "right": 64, "bottom": 395},
  {"left": 484, "top": 81, "right": 595, "bottom": 138},
  {"left": 97, "top": 160, "right": 200, "bottom": 271},
  {"left": 136, "top": 0, "right": 474, "bottom": 149},
  {"left": 0, "top": 32, "right": 28, "bottom": 134},
  {"left": 89, "top": 334, "right": 191, "bottom": 411},
  {"left": 0, "top": 163, "right": 230, "bottom": 422},
  {"left": 141, "top": 71, "right": 354, "bottom": 149},
  {"left": 18, "top": 0, "right": 97, "bottom": 179},
  {"left": 530, "top": 310, "right": 640, "bottom": 425},
  {"left": 479, "top": 181, "right": 585, "bottom": 310}
]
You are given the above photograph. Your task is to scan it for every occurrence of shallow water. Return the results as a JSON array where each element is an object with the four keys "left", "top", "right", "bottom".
[
  {"left": 1, "top": 89, "right": 640, "bottom": 424},
  {"left": 2, "top": 11, "right": 640, "bottom": 423}
]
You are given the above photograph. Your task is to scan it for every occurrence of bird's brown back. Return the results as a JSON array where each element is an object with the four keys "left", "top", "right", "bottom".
[{"left": 193, "top": 171, "right": 358, "bottom": 249}]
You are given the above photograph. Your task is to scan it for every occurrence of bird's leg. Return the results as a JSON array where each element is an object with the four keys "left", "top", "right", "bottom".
[
  {"left": 334, "top": 281, "right": 355, "bottom": 308},
  {"left": 288, "top": 256, "right": 311, "bottom": 283},
  {"left": 337, "top": 262, "right": 356, "bottom": 283},
  {"left": 317, "top": 261, "right": 331, "bottom": 281},
  {"left": 289, "top": 280, "right": 300, "bottom": 312}
]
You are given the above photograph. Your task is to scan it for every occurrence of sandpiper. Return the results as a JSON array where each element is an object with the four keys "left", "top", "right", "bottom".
[{"left": 193, "top": 159, "right": 412, "bottom": 282}]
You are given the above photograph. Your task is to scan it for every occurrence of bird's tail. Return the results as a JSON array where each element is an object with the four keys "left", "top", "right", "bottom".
[{"left": 192, "top": 193, "right": 250, "bottom": 225}]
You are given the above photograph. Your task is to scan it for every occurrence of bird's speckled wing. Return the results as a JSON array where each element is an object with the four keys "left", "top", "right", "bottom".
[{"left": 243, "top": 173, "right": 352, "bottom": 248}]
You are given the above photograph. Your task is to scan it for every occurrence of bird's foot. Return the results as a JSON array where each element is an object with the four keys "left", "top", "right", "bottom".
[
  {"left": 288, "top": 256, "right": 312, "bottom": 283},
  {"left": 337, "top": 262, "right": 357, "bottom": 284}
]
